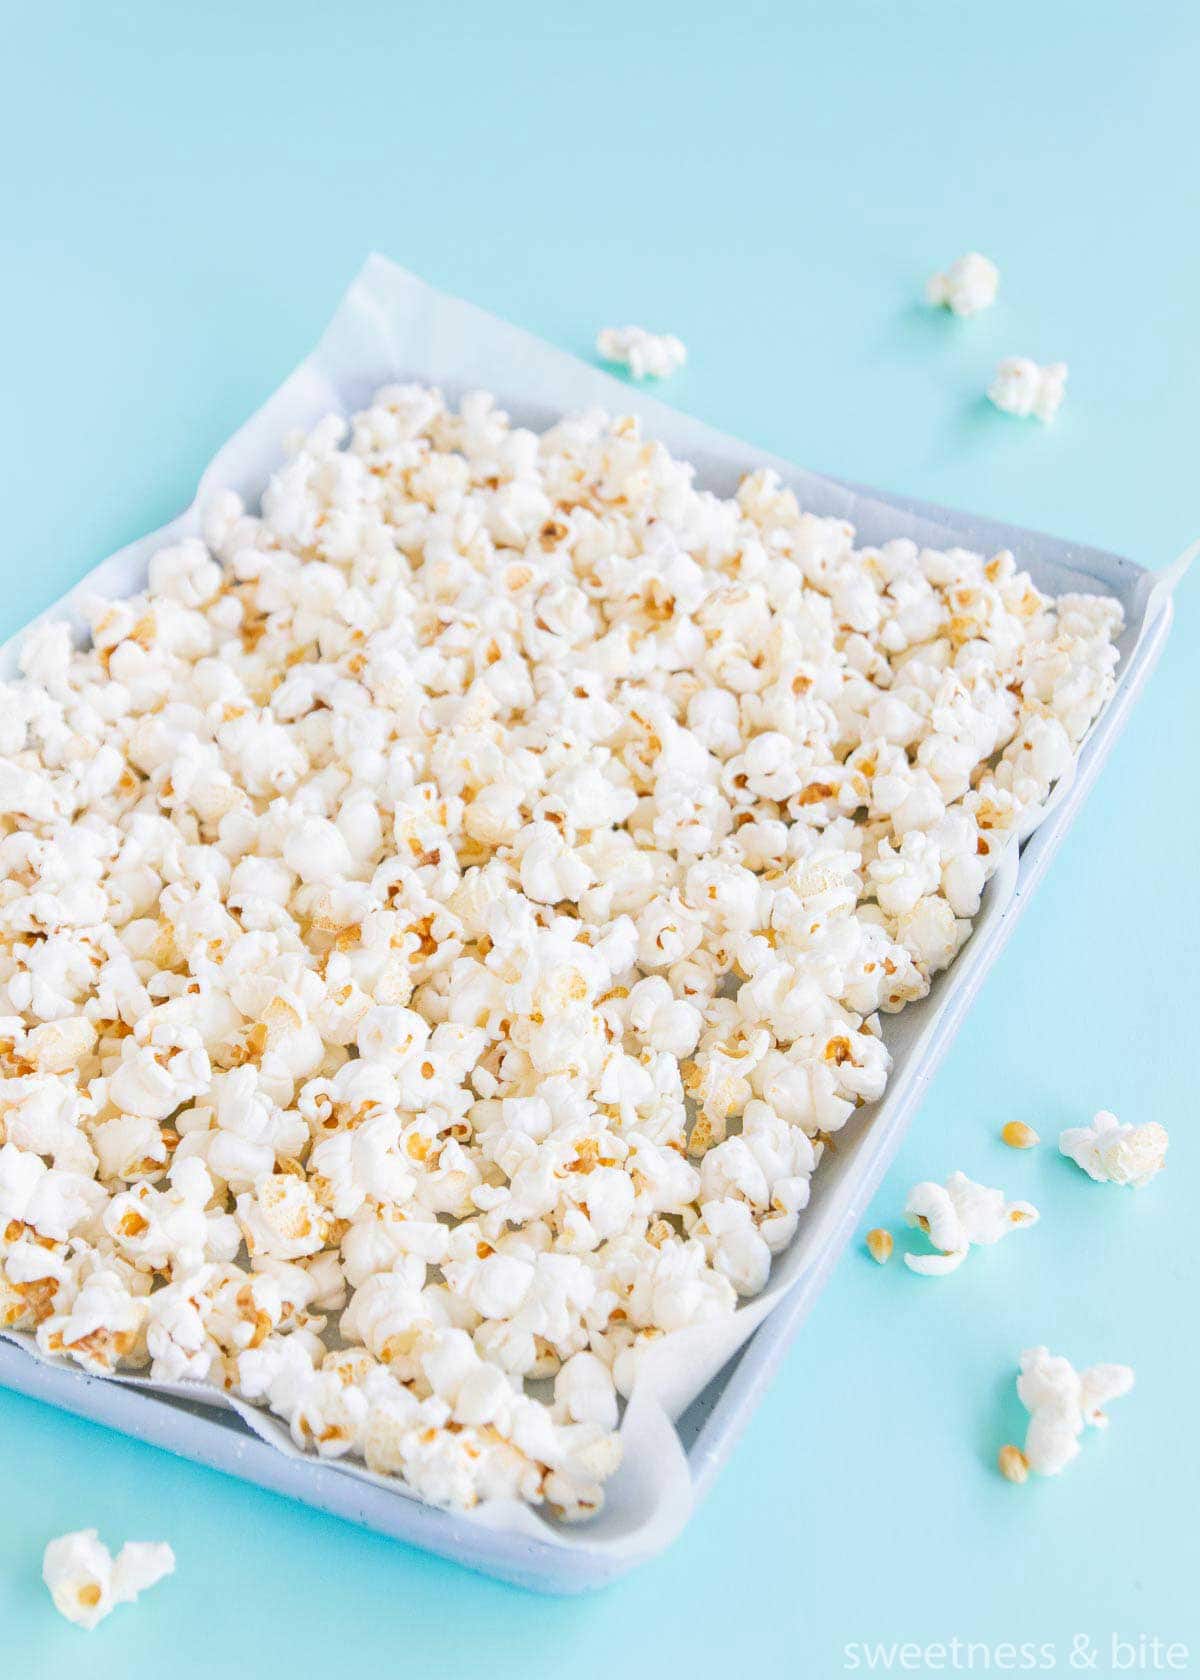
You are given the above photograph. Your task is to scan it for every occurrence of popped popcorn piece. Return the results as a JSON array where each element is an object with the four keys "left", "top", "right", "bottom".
[
  {"left": 925, "top": 252, "right": 999, "bottom": 317},
  {"left": 1059, "top": 1110, "right": 1168, "bottom": 1188},
  {"left": 1001, "top": 1121, "right": 1040, "bottom": 1149},
  {"left": 1016, "top": 1346, "right": 1134, "bottom": 1475},
  {"left": 988, "top": 357, "right": 1068, "bottom": 423},
  {"left": 555, "top": 1350, "right": 619, "bottom": 1430},
  {"left": 0, "top": 380, "right": 1123, "bottom": 1520},
  {"left": 865, "top": 1227, "right": 893, "bottom": 1264},
  {"left": 104, "top": 1158, "right": 239, "bottom": 1274},
  {"left": 903, "top": 1171, "right": 1038, "bottom": 1275},
  {"left": 0, "top": 1142, "right": 106, "bottom": 1240},
  {"left": 37, "top": 1267, "right": 149, "bottom": 1374},
  {"left": 596, "top": 325, "right": 687, "bottom": 380},
  {"left": 236, "top": 1172, "right": 330, "bottom": 1260},
  {"left": 42, "top": 1529, "right": 174, "bottom": 1630}
]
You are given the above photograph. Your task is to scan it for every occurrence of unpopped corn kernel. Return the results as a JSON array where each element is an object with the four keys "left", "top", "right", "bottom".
[
  {"left": 865, "top": 1227, "right": 894, "bottom": 1265},
  {"left": 997, "top": 1444, "right": 1029, "bottom": 1484},
  {"left": 1001, "top": 1121, "right": 1040, "bottom": 1150}
]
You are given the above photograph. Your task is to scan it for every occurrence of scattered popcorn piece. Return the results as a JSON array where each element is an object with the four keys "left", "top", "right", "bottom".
[
  {"left": 1001, "top": 1121, "right": 1040, "bottom": 1150},
  {"left": 925, "top": 252, "right": 999, "bottom": 317},
  {"left": 0, "top": 382, "right": 1123, "bottom": 1519},
  {"left": 42, "top": 1530, "right": 174, "bottom": 1630},
  {"left": 865, "top": 1227, "right": 894, "bottom": 1264},
  {"left": 903, "top": 1171, "right": 1039, "bottom": 1275},
  {"left": 988, "top": 357, "right": 1068, "bottom": 423},
  {"left": 1016, "top": 1346, "right": 1134, "bottom": 1475},
  {"left": 1059, "top": 1110, "right": 1168, "bottom": 1188},
  {"left": 997, "top": 1443, "right": 1029, "bottom": 1484},
  {"left": 596, "top": 325, "right": 687, "bottom": 380}
]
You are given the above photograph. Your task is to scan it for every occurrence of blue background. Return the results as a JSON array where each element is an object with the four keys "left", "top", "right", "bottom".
[{"left": 2, "top": 3, "right": 1197, "bottom": 1673}]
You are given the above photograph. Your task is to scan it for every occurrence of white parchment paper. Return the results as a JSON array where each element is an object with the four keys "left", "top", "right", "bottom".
[{"left": 0, "top": 257, "right": 1184, "bottom": 1560}]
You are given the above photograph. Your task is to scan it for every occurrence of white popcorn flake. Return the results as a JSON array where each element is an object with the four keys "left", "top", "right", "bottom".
[
  {"left": 42, "top": 1529, "right": 174, "bottom": 1630},
  {"left": 925, "top": 252, "right": 999, "bottom": 317},
  {"left": 1016, "top": 1346, "right": 1134, "bottom": 1476},
  {"left": 236, "top": 1172, "right": 330, "bottom": 1260},
  {"left": 989, "top": 357, "right": 1068, "bottom": 423},
  {"left": 555, "top": 1350, "right": 619, "bottom": 1430},
  {"left": 0, "top": 382, "right": 1121, "bottom": 1519},
  {"left": 37, "top": 1266, "right": 149, "bottom": 1374},
  {"left": 903, "top": 1170, "right": 1039, "bottom": 1275},
  {"left": 1059, "top": 1109, "right": 1168, "bottom": 1188},
  {"left": 596, "top": 325, "right": 687, "bottom": 380}
]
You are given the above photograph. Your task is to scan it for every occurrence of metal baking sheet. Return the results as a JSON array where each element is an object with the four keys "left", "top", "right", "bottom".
[{"left": 0, "top": 259, "right": 1176, "bottom": 1593}]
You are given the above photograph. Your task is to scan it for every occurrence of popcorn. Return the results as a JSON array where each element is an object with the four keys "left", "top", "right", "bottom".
[
  {"left": 107, "top": 1039, "right": 209, "bottom": 1122},
  {"left": 1059, "top": 1109, "right": 1168, "bottom": 1188},
  {"left": 38, "top": 1267, "right": 148, "bottom": 1374},
  {"left": 42, "top": 1530, "right": 175, "bottom": 1630},
  {"left": 903, "top": 1171, "right": 1039, "bottom": 1275},
  {"left": 340, "top": 1260, "right": 444, "bottom": 1374},
  {"left": 596, "top": 326, "right": 687, "bottom": 380},
  {"left": 555, "top": 1350, "right": 618, "bottom": 1430},
  {"left": 627, "top": 975, "right": 703, "bottom": 1058},
  {"left": 104, "top": 1158, "right": 239, "bottom": 1274},
  {"left": 93, "top": 1112, "right": 169, "bottom": 1182},
  {"left": 1015, "top": 1346, "right": 1134, "bottom": 1475},
  {"left": 690, "top": 1198, "right": 773, "bottom": 1296},
  {"left": 145, "top": 1268, "right": 219, "bottom": 1382},
  {"left": 0, "top": 383, "right": 1122, "bottom": 1520},
  {"left": 988, "top": 357, "right": 1068, "bottom": 423},
  {"left": 0, "top": 1143, "right": 106, "bottom": 1241},
  {"left": 236, "top": 1172, "right": 330, "bottom": 1260},
  {"left": 925, "top": 252, "right": 999, "bottom": 317}
]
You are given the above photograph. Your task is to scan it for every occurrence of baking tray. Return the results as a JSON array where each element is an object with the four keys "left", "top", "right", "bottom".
[{"left": 0, "top": 257, "right": 1177, "bottom": 1593}]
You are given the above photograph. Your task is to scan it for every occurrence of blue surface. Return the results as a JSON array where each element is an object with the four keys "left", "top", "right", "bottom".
[{"left": 2, "top": 2, "right": 1197, "bottom": 1672}]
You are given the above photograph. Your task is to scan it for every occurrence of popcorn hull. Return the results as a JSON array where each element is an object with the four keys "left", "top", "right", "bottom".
[{"left": 0, "top": 258, "right": 1178, "bottom": 1593}]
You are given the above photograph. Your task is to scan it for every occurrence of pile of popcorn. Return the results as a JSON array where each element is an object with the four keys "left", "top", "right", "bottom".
[{"left": 0, "top": 384, "right": 1123, "bottom": 1520}]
